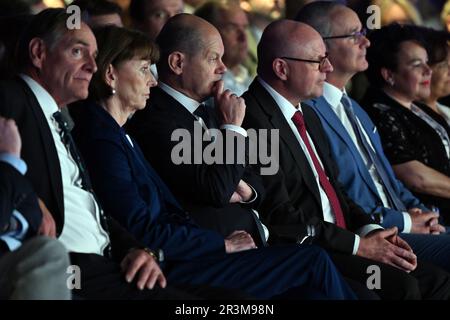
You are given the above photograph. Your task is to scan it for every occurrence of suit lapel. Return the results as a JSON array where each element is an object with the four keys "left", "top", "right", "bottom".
[
  {"left": 153, "top": 87, "right": 200, "bottom": 131},
  {"left": 248, "top": 80, "right": 322, "bottom": 205},
  {"left": 311, "top": 96, "right": 380, "bottom": 198}
]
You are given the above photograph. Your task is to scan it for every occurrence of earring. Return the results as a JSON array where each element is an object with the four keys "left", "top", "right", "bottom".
[
  {"left": 111, "top": 88, "right": 116, "bottom": 95},
  {"left": 388, "top": 78, "right": 394, "bottom": 86}
]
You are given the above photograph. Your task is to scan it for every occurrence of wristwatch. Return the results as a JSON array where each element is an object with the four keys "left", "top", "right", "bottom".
[{"left": 143, "top": 248, "right": 165, "bottom": 263}]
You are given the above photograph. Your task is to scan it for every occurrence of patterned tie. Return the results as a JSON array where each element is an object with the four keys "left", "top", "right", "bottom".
[
  {"left": 341, "top": 94, "right": 406, "bottom": 212},
  {"left": 292, "top": 111, "right": 347, "bottom": 229},
  {"left": 53, "top": 110, "right": 112, "bottom": 258},
  {"left": 53, "top": 111, "right": 91, "bottom": 191}
]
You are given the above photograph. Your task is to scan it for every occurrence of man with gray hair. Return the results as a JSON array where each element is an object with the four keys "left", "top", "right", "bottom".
[{"left": 241, "top": 18, "right": 450, "bottom": 299}]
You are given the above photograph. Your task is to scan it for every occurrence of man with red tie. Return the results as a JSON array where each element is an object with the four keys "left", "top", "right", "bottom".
[{"left": 241, "top": 19, "right": 450, "bottom": 300}]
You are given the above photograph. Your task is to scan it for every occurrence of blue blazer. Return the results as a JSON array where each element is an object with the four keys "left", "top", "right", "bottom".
[
  {"left": 0, "top": 161, "right": 42, "bottom": 255},
  {"left": 71, "top": 101, "right": 225, "bottom": 262},
  {"left": 308, "top": 95, "right": 427, "bottom": 231}
]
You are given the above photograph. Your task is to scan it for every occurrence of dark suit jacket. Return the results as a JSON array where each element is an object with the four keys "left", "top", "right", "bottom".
[
  {"left": 0, "top": 161, "right": 42, "bottom": 255},
  {"left": 241, "top": 79, "right": 375, "bottom": 254},
  {"left": 0, "top": 77, "right": 142, "bottom": 261},
  {"left": 127, "top": 86, "right": 266, "bottom": 245},
  {"left": 71, "top": 100, "right": 225, "bottom": 261}
]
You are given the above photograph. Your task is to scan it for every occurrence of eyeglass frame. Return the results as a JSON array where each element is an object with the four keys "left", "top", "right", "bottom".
[
  {"left": 279, "top": 52, "right": 329, "bottom": 71},
  {"left": 322, "top": 28, "right": 367, "bottom": 43}
]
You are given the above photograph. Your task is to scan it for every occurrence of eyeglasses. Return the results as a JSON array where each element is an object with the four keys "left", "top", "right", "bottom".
[
  {"left": 323, "top": 28, "right": 367, "bottom": 44},
  {"left": 280, "top": 52, "right": 329, "bottom": 71}
]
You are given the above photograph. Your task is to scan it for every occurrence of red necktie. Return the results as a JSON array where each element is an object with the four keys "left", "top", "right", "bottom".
[{"left": 292, "top": 111, "right": 347, "bottom": 229}]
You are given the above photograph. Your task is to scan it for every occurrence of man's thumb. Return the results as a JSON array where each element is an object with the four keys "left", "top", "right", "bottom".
[{"left": 382, "top": 226, "right": 398, "bottom": 237}]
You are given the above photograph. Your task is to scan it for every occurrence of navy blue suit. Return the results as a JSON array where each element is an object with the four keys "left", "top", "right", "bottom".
[
  {"left": 71, "top": 100, "right": 357, "bottom": 300},
  {"left": 309, "top": 94, "right": 450, "bottom": 273}
]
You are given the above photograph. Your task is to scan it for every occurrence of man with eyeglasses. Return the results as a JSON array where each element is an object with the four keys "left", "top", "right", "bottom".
[
  {"left": 241, "top": 18, "right": 450, "bottom": 300},
  {"left": 296, "top": 2, "right": 450, "bottom": 275},
  {"left": 323, "top": 28, "right": 367, "bottom": 42}
]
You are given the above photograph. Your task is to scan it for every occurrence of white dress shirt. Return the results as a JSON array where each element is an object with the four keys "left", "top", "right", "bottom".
[
  {"left": 158, "top": 81, "right": 248, "bottom": 137},
  {"left": 20, "top": 74, "right": 110, "bottom": 254},
  {"left": 322, "top": 82, "right": 411, "bottom": 232}
]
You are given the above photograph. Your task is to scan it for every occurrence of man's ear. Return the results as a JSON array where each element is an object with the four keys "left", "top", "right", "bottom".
[
  {"left": 167, "top": 51, "right": 185, "bottom": 75},
  {"left": 273, "top": 58, "right": 288, "bottom": 81},
  {"left": 104, "top": 64, "right": 116, "bottom": 88},
  {"left": 29, "top": 37, "right": 47, "bottom": 70}
]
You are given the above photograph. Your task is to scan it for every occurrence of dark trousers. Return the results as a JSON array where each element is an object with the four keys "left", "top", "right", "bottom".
[
  {"left": 164, "top": 244, "right": 357, "bottom": 300},
  {"left": 401, "top": 232, "right": 450, "bottom": 273},
  {"left": 69, "top": 252, "right": 250, "bottom": 300},
  {"left": 344, "top": 277, "right": 380, "bottom": 300},
  {"left": 330, "top": 252, "right": 450, "bottom": 300}
]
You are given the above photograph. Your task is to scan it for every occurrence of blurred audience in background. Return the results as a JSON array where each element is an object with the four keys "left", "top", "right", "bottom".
[
  {"left": 196, "top": 1, "right": 252, "bottom": 95},
  {"left": 70, "top": 0, "right": 123, "bottom": 27}
]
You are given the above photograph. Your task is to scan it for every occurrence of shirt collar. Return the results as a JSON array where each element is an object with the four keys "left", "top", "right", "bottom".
[
  {"left": 257, "top": 77, "right": 302, "bottom": 121},
  {"left": 158, "top": 81, "right": 201, "bottom": 115},
  {"left": 323, "top": 81, "right": 345, "bottom": 109},
  {"left": 19, "top": 74, "right": 59, "bottom": 119}
]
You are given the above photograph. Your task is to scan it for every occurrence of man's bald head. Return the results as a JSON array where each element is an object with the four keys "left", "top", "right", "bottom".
[
  {"left": 156, "top": 13, "right": 219, "bottom": 74},
  {"left": 257, "top": 19, "right": 332, "bottom": 104},
  {"left": 257, "top": 19, "right": 323, "bottom": 80}
]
